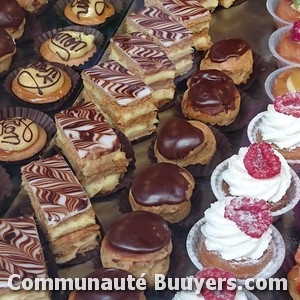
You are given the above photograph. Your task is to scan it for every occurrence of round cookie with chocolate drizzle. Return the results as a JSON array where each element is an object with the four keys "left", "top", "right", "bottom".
[
  {"left": 101, "top": 210, "right": 172, "bottom": 287},
  {"left": 64, "top": 0, "right": 115, "bottom": 26},
  {"left": 0, "top": 117, "right": 47, "bottom": 162},
  {"left": 12, "top": 61, "right": 72, "bottom": 104},
  {"left": 129, "top": 162, "right": 195, "bottom": 223},
  {"left": 200, "top": 38, "right": 253, "bottom": 85},
  {"left": 182, "top": 69, "right": 241, "bottom": 126}
]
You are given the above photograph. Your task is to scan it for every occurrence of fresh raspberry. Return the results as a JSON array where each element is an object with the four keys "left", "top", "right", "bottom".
[
  {"left": 291, "top": 20, "right": 300, "bottom": 42},
  {"left": 243, "top": 142, "right": 281, "bottom": 179},
  {"left": 274, "top": 92, "right": 300, "bottom": 118},
  {"left": 194, "top": 268, "right": 236, "bottom": 300},
  {"left": 224, "top": 197, "right": 272, "bottom": 238}
]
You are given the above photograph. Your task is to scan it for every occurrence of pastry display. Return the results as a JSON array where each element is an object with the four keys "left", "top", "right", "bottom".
[
  {"left": 288, "top": 245, "right": 300, "bottom": 300},
  {"left": 199, "top": 197, "right": 273, "bottom": 278},
  {"left": 276, "top": 0, "right": 300, "bottom": 24},
  {"left": 55, "top": 102, "right": 129, "bottom": 198},
  {"left": 82, "top": 60, "right": 158, "bottom": 142},
  {"left": 218, "top": 142, "right": 292, "bottom": 212},
  {"left": 101, "top": 210, "right": 172, "bottom": 287},
  {"left": 0, "top": 117, "right": 47, "bottom": 162},
  {"left": 12, "top": 61, "right": 72, "bottom": 104},
  {"left": 181, "top": 69, "right": 241, "bottom": 126},
  {"left": 0, "top": 0, "right": 26, "bottom": 40},
  {"left": 39, "top": 29, "right": 97, "bottom": 67},
  {"left": 129, "top": 162, "right": 195, "bottom": 223},
  {"left": 144, "top": 0, "right": 212, "bottom": 51},
  {"left": 16, "top": 0, "right": 48, "bottom": 13},
  {"left": 64, "top": 0, "right": 115, "bottom": 26},
  {"left": 109, "top": 32, "right": 176, "bottom": 108},
  {"left": 68, "top": 268, "right": 147, "bottom": 300},
  {"left": 200, "top": 38, "right": 253, "bottom": 85},
  {"left": 0, "top": 28, "right": 16, "bottom": 74},
  {"left": 154, "top": 117, "right": 216, "bottom": 167},
  {"left": 21, "top": 154, "right": 100, "bottom": 264},
  {"left": 0, "top": 216, "right": 50, "bottom": 299},
  {"left": 126, "top": 6, "right": 193, "bottom": 76}
]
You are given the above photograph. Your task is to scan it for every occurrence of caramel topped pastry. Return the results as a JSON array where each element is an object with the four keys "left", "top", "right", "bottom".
[
  {"left": 0, "top": 117, "right": 47, "bottom": 162},
  {"left": 40, "top": 30, "right": 97, "bottom": 67},
  {"left": 64, "top": 0, "right": 115, "bottom": 26},
  {"left": 12, "top": 62, "right": 72, "bottom": 104}
]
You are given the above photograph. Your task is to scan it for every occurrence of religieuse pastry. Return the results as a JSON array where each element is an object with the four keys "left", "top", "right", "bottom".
[
  {"left": 64, "top": 0, "right": 115, "bottom": 26},
  {"left": 0, "top": 28, "right": 16, "bottom": 73},
  {"left": 288, "top": 245, "right": 300, "bottom": 300},
  {"left": 0, "top": 216, "right": 50, "bottom": 299},
  {"left": 16, "top": 0, "right": 48, "bottom": 13},
  {"left": 0, "top": 0, "right": 26, "bottom": 40},
  {"left": 101, "top": 210, "right": 172, "bottom": 287},
  {"left": 129, "top": 163, "right": 195, "bottom": 223},
  {"left": 276, "top": 0, "right": 300, "bottom": 24},
  {"left": 154, "top": 117, "right": 216, "bottom": 167},
  {"left": 0, "top": 117, "right": 47, "bottom": 162},
  {"left": 181, "top": 69, "right": 241, "bottom": 126},
  {"left": 21, "top": 154, "right": 100, "bottom": 264},
  {"left": 68, "top": 268, "right": 147, "bottom": 300},
  {"left": 200, "top": 38, "right": 253, "bottom": 85},
  {"left": 39, "top": 29, "right": 97, "bottom": 67},
  {"left": 12, "top": 61, "right": 72, "bottom": 104}
]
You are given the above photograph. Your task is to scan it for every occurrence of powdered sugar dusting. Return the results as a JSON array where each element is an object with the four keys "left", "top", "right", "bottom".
[{"left": 274, "top": 91, "right": 300, "bottom": 118}]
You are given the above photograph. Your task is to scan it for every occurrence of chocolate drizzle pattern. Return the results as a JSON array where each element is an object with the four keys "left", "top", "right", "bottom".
[
  {"left": 128, "top": 7, "right": 192, "bottom": 46},
  {"left": 55, "top": 102, "right": 120, "bottom": 158},
  {"left": 0, "top": 216, "right": 47, "bottom": 288},
  {"left": 71, "top": 0, "right": 107, "bottom": 18},
  {"left": 111, "top": 32, "right": 174, "bottom": 70},
  {"left": 83, "top": 60, "right": 152, "bottom": 106},
  {"left": 17, "top": 62, "right": 63, "bottom": 96},
  {"left": 21, "top": 155, "right": 91, "bottom": 227}
]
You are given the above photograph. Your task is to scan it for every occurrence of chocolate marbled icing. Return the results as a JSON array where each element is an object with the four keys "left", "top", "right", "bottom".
[
  {"left": 74, "top": 268, "right": 142, "bottom": 300},
  {"left": 208, "top": 38, "right": 250, "bottom": 63},
  {"left": 83, "top": 60, "right": 152, "bottom": 106},
  {"left": 111, "top": 32, "right": 175, "bottom": 71},
  {"left": 106, "top": 211, "right": 171, "bottom": 253},
  {"left": 0, "top": 0, "right": 25, "bottom": 28},
  {"left": 131, "top": 163, "right": 190, "bottom": 206},
  {"left": 187, "top": 69, "right": 237, "bottom": 115},
  {"left": 156, "top": 118, "right": 204, "bottom": 160},
  {"left": 55, "top": 102, "right": 120, "bottom": 159},
  {"left": 0, "top": 28, "right": 15, "bottom": 57},
  {"left": 128, "top": 6, "right": 192, "bottom": 47},
  {"left": 21, "top": 154, "right": 91, "bottom": 227},
  {"left": 0, "top": 216, "right": 47, "bottom": 288}
]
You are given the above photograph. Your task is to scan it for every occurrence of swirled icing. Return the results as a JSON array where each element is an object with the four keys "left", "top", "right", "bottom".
[
  {"left": 70, "top": 0, "right": 113, "bottom": 18},
  {"left": 16, "top": 62, "right": 65, "bottom": 96},
  {"left": 111, "top": 32, "right": 174, "bottom": 70},
  {"left": 0, "top": 216, "right": 47, "bottom": 288},
  {"left": 128, "top": 7, "right": 192, "bottom": 47},
  {"left": 260, "top": 104, "right": 300, "bottom": 150},
  {"left": 201, "top": 200, "right": 272, "bottom": 261},
  {"left": 222, "top": 147, "right": 292, "bottom": 203},
  {"left": 0, "top": 117, "right": 39, "bottom": 151},
  {"left": 83, "top": 60, "right": 153, "bottom": 106},
  {"left": 55, "top": 102, "right": 120, "bottom": 158},
  {"left": 21, "top": 154, "right": 91, "bottom": 227},
  {"left": 49, "top": 30, "right": 95, "bottom": 61}
]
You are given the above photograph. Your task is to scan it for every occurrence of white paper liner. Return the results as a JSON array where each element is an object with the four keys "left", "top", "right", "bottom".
[
  {"left": 266, "top": 0, "right": 292, "bottom": 28},
  {"left": 247, "top": 112, "right": 300, "bottom": 165},
  {"left": 268, "top": 25, "right": 295, "bottom": 68},
  {"left": 186, "top": 218, "right": 285, "bottom": 285},
  {"left": 210, "top": 156, "right": 300, "bottom": 217}
]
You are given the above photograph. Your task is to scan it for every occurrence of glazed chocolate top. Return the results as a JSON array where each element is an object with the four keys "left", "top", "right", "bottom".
[
  {"left": 187, "top": 69, "right": 237, "bottom": 115},
  {"left": 0, "top": 0, "right": 25, "bottom": 28},
  {"left": 106, "top": 211, "right": 171, "bottom": 253},
  {"left": 0, "top": 28, "right": 15, "bottom": 56},
  {"left": 131, "top": 163, "right": 190, "bottom": 206},
  {"left": 208, "top": 38, "right": 250, "bottom": 63},
  {"left": 75, "top": 268, "right": 142, "bottom": 300},
  {"left": 156, "top": 118, "right": 204, "bottom": 160}
]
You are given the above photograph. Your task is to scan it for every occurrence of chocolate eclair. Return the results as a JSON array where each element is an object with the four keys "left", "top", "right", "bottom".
[
  {"left": 0, "top": 28, "right": 16, "bottom": 73},
  {"left": 101, "top": 211, "right": 172, "bottom": 287},
  {"left": 181, "top": 69, "right": 241, "bottom": 126},
  {"left": 200, "top": 38, "right": 253, "bottom": 85},
  {"left": 154, "top": 117, "right": 216, "bottom": 167}
]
